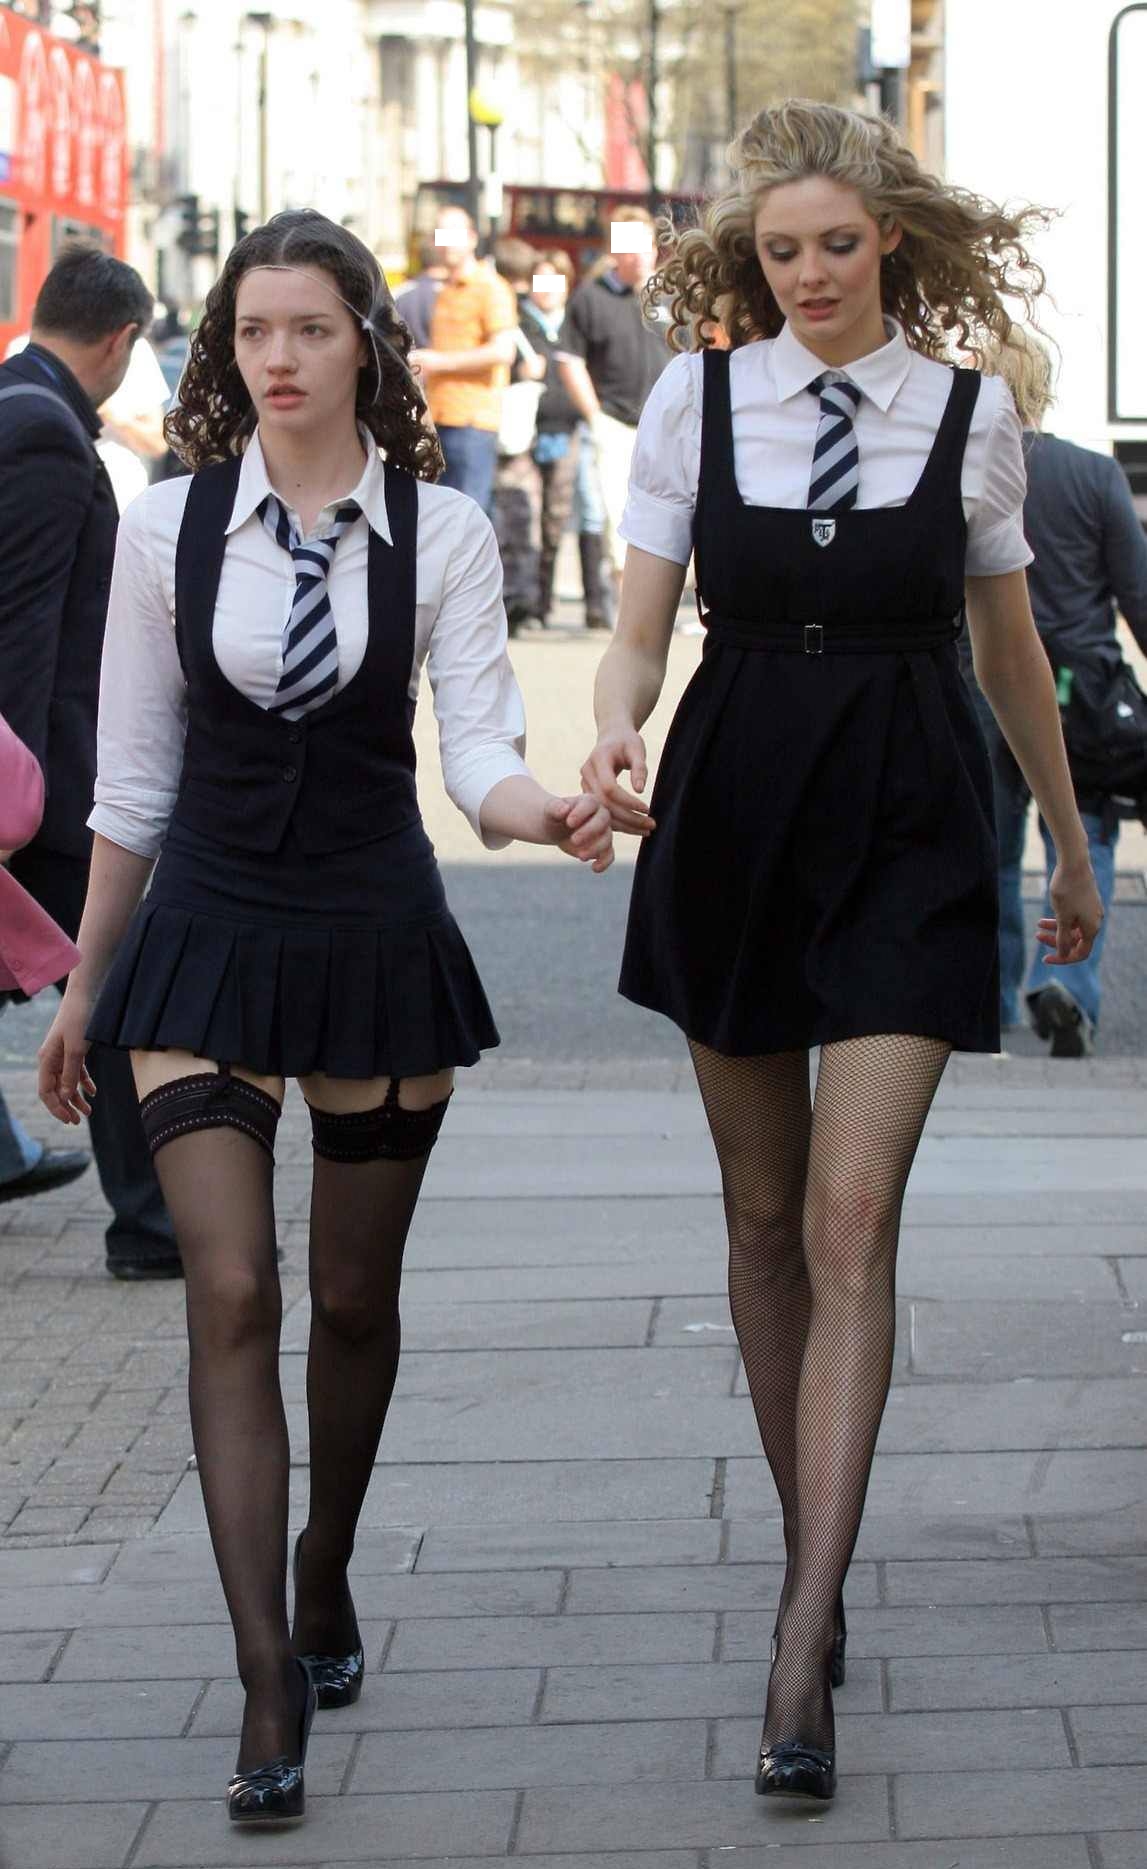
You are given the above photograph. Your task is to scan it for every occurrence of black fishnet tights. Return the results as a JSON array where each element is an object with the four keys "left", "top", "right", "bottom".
[
  {"left": 691, "top": 1032, "right": 950, "bottom": 1754},
  {"left": 151, "top": 1125, "right": 432, "bottom": 1773}
]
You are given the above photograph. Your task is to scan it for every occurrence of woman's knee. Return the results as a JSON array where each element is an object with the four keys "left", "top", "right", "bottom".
[
  {"left": 310, "top": 1270, "right": 395, "bottom": 1346},
  {"left": 804, "top": 1175, "right": 899, "bottom": 1289},
  {"left": 187, "top": 1261, "right": 282, "bottom": 1354}
]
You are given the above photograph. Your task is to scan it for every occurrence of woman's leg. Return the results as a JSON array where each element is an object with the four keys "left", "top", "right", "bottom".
[
  {"left": 763, "top": 1033, "right": 950, "bottom": 1754},
  {"left": 291, "top": 1068, "right": 453, "bottom": 1655},
  {"left": 129, "top": 1049, "right": 299, "bottom": 1772},
  {"left": 688, "top": 1043, "right": 813, "bottom": 1621}
]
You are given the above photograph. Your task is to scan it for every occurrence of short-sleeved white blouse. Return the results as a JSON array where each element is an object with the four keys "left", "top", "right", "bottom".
[{"left": 618, "top": 318, "right": 1032, "bottom": 580}]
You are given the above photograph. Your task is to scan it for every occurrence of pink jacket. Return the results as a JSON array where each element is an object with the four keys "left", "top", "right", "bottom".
[{"left": 0, "top": 713, "right": 81, "bottom": 995}]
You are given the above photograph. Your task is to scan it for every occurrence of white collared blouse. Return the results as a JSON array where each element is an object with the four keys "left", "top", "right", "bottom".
[
  {"left": 618, "top": 319, "right": 1033, "bottom": 579},
  {"left": 88, "top": 430, "right": 531, "bottom": 860}
]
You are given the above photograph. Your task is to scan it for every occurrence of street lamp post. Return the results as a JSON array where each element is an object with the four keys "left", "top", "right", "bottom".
[
  {"left": 244, "top": 11, "right": 273, "bottom": 227},
  {"left": 647, "top": 0, "right": 661, "bottom": 218},
  {"left": 723, "top": 4, "right": 737, "bottom": 145},
  {"left": 463, "top": 0, "right": 481, "bottom": 231}
]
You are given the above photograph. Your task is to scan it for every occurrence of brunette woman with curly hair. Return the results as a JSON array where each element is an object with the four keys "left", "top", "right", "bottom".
[
  {"left": 38, "top": 210, "right": 612, "bottom": 1826},
  {"left": 581, "top": 102, "right": 1102, "bottom": 1804}
]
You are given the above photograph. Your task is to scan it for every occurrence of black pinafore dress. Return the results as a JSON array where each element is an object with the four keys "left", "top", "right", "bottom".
[
  {"left": 88, "top": 459, "right": 500, "bottom": 1079},
  {"left": 619, "top": 351, "right": 1001, "bottom": 1056}
]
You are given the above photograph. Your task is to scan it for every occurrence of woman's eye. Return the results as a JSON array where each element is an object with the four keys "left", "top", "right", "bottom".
[
  {"left": 766, "top": 248, "right": 797, "bottom": 263},
  {"left": 827, "top": 240, "right": 858, "bottom": 255},
  {"left": 238, "top": 326, "right": 261, "bottom": 340},
  {"left": 303, "top": 325, "right": 327, "bottom": 337}
]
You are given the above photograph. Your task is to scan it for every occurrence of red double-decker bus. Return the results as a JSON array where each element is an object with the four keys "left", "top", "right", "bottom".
[{"left": 0, "top": 7, "right": 127, "bottom": 354}]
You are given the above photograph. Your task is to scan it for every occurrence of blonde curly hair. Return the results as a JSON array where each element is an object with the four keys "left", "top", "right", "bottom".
[{"left": 649, "top": 99, "right": 1050, "bottom": 364}]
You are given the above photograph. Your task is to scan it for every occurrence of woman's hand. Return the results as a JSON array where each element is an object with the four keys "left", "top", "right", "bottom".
[
  {"left": 1035, "top": 857, "right": 1104, "bottom": 966},
  {"left": 580, "top": 729, "right": 655, "bottom": 838},
  {"left": 38, "top": 989, "right": 97, "bottom": 1124},
  {"left": 543, "top": 794, "right": 614, "bottom": 872}
]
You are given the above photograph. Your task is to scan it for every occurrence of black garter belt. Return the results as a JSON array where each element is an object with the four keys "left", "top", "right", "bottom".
[
  {"left": 138, "top": 1063, "right": 282, "bottom": 1161},
  {"left": 307, "top": 1077, "right": 451, "bottom": 1163}
]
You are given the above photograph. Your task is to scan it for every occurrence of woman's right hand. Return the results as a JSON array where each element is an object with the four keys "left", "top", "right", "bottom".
[
  {"left": 38, "top": 990, "right": 97, "bottom": 1125},
  {"left": 580, "top": 729, "right": 655, "bottom": 837}
]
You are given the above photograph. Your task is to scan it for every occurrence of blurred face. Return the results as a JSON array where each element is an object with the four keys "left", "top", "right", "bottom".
[
  {"left": 612, "top": 235, "right": 655, "bottom": 291},
  {"left": 435, "top": 210, "right": 478, "bottom": 273},
  {"left": 753, "top": 177, "right": 901, "bottom": 360},
  {"left": 233, "top": 264, "right": 366, "bottom": 436},
  {"left": 529, "top": 264, "right": 568, "bottom": 314}
]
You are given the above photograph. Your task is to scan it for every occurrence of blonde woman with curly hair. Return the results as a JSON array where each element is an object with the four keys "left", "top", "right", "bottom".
[
  {"left": 36, "top": 210, "right": 612, "bottom": 1826},
  {"left": 581, "top": 101, "right": 1103, "bottom": 1804}
]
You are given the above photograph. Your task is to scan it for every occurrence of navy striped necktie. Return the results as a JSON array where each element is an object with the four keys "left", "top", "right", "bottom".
[
  {"left": 258, "top": 493, "right": 361, "bottom": 719},
  {"left": 806, "top": 373, "right": 863, "bottom": 512}
]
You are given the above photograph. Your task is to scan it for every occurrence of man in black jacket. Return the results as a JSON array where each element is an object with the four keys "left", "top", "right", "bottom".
[
  {"left": 0, "top": 245, "right": 179, "bottom": 1277},
  {"left": 963, "top": 329, "right": 1147, "bottom": 1057}
]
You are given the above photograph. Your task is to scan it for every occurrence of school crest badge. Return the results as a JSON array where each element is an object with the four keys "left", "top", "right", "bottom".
[{"left": 811, "top": 517, "right": 836, "bottom": 548}]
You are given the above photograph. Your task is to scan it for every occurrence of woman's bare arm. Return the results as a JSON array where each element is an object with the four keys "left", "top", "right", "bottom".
[
  {"left": 39, "top": 835, "right": 156, "bottom": 1123},
  {"left": 965, "top": 568, "right": 1103, "bottom": 962},
  {"left": 582, "top": 545, "right": 687, "bottom": 832}
]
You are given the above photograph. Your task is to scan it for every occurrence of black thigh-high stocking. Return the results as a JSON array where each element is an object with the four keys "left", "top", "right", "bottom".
[
  {"left": 146, "top": 1122, "right": 303, "bottom": 1773},
  {"left": 689, "top": 1042, "right": 813, "bottom": 1608},
  {"left": 763, "top": 1033, "right": 951, "bottom": 1753},
  {"left": 292, "top": 1092, "right": 446, "bottom": 1655}
]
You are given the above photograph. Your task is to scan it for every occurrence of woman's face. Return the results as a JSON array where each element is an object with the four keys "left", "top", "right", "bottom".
[
  {"left": 233, "top": 263, "right": 367, "bottom": 434},
  {"left": 530, "top": 265, "right": 568, "bottom": 314},
  {"left": 752, "top": 177, "right": 900, "bottom": 357}
]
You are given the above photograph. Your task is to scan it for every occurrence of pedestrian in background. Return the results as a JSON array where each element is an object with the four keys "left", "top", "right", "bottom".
[
  {"left": 961, "top": 326, "right": 1147, "bottom": 1056},
  {"left": 0, "top": 246, "right": 178, "bottom": 1277},
  {"left": 558, "top": 205, "right": 672, "bottom": 621},
  {"left": 491, "top": 237, "right": 547, "bottom": 634},
  {"left": 393, "top": 239, "right": 448, "bottom": 349},
  {"left": 581, "top": 98, "right": 1101, "bottom": 1806},
  {"left": 7, "top": 316, "right": 170, "bottom": 513},
  {"left": 524, "top": 251, "right": 583, "bottom": 628},
  {"left": 408, "top": 205, "right": 518, "bottom": 514},
  {"left": 0, "top": 713, "right": 81, "bottom": 1002},
  {"left": 36, "top": 209, "right": 611, "bottom": 1826}
]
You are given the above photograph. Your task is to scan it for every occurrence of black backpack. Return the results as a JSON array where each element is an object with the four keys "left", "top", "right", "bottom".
[{"left": 1044, "top": 631, "right": 1147, "bottom": 828}]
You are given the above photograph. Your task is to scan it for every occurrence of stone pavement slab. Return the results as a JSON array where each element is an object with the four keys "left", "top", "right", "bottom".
[{"left": 0, "top": 1061, "right": 1144, "bottom": 1863}]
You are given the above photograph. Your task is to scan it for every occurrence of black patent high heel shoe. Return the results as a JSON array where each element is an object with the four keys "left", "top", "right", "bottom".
[
  {"left": 227, "top": 1656, "right": 316, "bottom": 1824},
  {"left": 755, "top": 1646, "right": 837, "bottom": 1803},
  {"left": 755, "top": 1736, "right": 837, "bottom": 1801},
  {"left": 771, "top": 1593, "right": 846, "bottom": 1689},
  {"left": 292, "top": 1530, "right": 365, "bottom": 1709}
]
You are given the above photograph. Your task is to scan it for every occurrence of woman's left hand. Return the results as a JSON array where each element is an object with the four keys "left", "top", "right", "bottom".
[
  {"left": 1036, "top": 858, "right": 1104, "bottom": 966},
  {"left": 544, "top": 794, "right": 614, "bottom": 872}
]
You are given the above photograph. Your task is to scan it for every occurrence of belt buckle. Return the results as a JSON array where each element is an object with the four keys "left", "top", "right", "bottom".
[{"left": 804, "top": 623, "right": 824, "bottom": 656}]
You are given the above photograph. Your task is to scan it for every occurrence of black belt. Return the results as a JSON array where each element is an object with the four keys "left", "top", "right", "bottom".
[{"left": 702, "top": 613, "right": 964, "bottom": 656}]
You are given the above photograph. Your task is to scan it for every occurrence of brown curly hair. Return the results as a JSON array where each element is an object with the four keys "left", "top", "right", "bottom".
[
  {"left": 165, "top": 209, "right": 444, "bottom": 479},
  {"left": 648, "top": 99, "right": 1051, "bottom": 365}
]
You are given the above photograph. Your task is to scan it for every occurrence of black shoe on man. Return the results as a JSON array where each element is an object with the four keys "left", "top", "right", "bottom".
[
  {"left": 1028, "top": 981, "right": 1094, "bottom": 1059},
  {"left": 0, "top": 1148, "right": 90, "bottom": 1205}
]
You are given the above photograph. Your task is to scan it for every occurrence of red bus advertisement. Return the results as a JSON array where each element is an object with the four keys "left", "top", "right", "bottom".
[{"left": 0, "top": 7, "right": 127, "bottom": 354}]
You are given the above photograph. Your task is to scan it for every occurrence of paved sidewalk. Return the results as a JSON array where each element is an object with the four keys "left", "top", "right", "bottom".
[{"left": 0, "top": 1057, "right": 1145, "bottom": 1866}]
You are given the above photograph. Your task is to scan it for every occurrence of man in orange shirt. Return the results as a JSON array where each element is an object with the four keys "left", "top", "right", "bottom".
[{"left": 409, "top": 206, "right": 518, "bottom": 515}]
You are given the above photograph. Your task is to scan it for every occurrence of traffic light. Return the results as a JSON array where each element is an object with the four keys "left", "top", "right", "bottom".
[{"left": 175, "top": 194, "right": 221, "bottom": 260}]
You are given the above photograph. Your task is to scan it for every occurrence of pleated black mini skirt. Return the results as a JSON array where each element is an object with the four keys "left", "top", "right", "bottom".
[{"left": 87, "top": 817, "right": 499, "bottom": 1080}]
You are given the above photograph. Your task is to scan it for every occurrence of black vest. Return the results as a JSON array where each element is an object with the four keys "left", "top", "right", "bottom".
[
  {"left": 169, "top": 456, "right": 421, "bottom": 855},
  {"left": 694, "top": 351, "right": 980, "bottom": 644}
]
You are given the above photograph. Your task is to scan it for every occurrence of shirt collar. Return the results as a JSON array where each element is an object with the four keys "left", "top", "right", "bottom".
[
  {"left": 227, "top": 425, "right": 392, "bottom": 542},
  {"left": 772, "top": 316, "right": 911, "bottom": 413}
]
